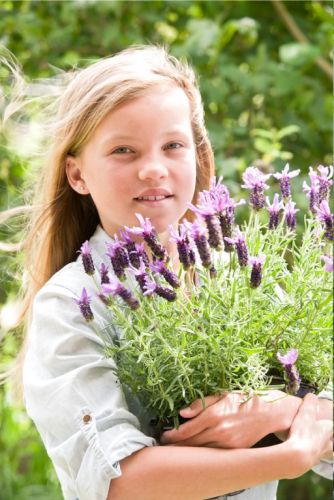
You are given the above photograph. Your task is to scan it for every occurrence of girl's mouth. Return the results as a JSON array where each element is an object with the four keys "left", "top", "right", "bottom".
[{"left": 135, "top": 195, "right": 173, "bottom": 202}]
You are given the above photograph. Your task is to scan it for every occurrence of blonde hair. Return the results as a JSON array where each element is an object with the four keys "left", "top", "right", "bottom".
[{"left": 2, "top": 45, "right": 215, "bottom": 380}]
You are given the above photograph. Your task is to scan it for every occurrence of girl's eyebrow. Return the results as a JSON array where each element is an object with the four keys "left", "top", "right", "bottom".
[
  {"left": 100, "top": 134, "right": 135, "bottom": 147},
  {"left": 100, "top": 128, "right": 190, "bottom": 147}
]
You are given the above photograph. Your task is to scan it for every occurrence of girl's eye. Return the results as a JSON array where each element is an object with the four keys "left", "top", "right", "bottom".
[
  {"left": 165, "top": 142, "right": 183, "bottom": 150},
  {"left": 112, "top": 146, "right": 133, "bottom": 154}
]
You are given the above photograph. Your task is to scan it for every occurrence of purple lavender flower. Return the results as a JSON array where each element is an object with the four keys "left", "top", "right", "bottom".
[
  {"left": 314, "top": 200, "right": 334, "bottom": 241},
  {"left": 99, "top": 262, "right": 110, "bottom": 284},
  {"left": 249, "top": 254, "right": 266, "bottom": 288},
  {"left": 106, "top": 239, "right": 130, "bottom": 280},
  {"left": 135, "top": 243, "right": 150, "bottom": 267},
  {"left": 128, "top": 259, "right": 150, "bottom": 293},
  {"left": 266, "top": 194, "right": 284, "bottom": 230},
  {"left": 203, "top": 181, "right": 245, "bottom": 253},
  {"left": 277, "top": 348, "right": 301, "bottom": 395},
  {"left": 225, "top": 228, "right": 249, "bottom": 267},
  {"left": 303, "top": 167, "right": 320, "bottom": 213},
  {"left": 79, "top": 241, "right": 95, "bottom": 275},
  {"left": 273, "top": 163, "right": 300, "bottom": 199},
  {"left": 242, "top": 167, "right": 271, "bottom": 211},
  {"left": 143, "top": 280, "right": 177, "bottom": 302},
  {"left": 208, "top": 176, "right": 230, "bottom": 200},
  {"left": 120, "top": 229, "right": 141, "bottom": 268},
  {"left": 284, "top": 200, "right": 299, "bottom": 231},
  {"left": 102, "top": 279, "right": 139, "bottom": 310},
  {"left": 126, "top": 214, "right": 168, "bottom": 261},
  {"left": 150, "top": 260, "right": 180, "bottom": 288},
  {"left": 75, "top": 288, "right": 94, "bottom": 321},
  {"left": 169, "top": 224, "right": 194, "bottom": 270},
  {"left": 186, "top": 220, "right": 213, "bottom": 270},
  {"left": 188, "top": 202, "right": 222, "bottom": 250},
  {"left": 317, "top": 165, "right": 333, "bottom": 203},
  {"left": 321, "top": 255, "right": 333, "bottom": 273}
]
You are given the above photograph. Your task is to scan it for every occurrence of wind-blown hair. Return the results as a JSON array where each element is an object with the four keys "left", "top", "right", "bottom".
[{"left": 2, "top": 45, "right": 215, "bottom": 379}]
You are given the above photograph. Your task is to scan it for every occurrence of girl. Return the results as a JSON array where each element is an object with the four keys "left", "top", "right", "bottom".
[{"left": 5, "top": 45, "right": 332, "bottom": 500}]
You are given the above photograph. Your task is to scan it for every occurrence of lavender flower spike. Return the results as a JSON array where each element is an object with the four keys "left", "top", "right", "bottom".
[
  {"left": 249, "top": 254, "right": 266, "bottom": 288},
  {"left": 321, "top": 255, "right": 333, "bottom": 273},
  {"left": 225, "top": 228, "right": 249, "bottom": 267},
  {"left": 188, "top": 202, "right": 222, "bottom": 250},
  {"left": 99, "top": 262, "right": 110, "bottom": 284},
  {"left": 106, "top": 238, "right": 129, "bottom": 280},
  {"left": 128, "top": 258, "right": 150, "bottom": 293},
  {"left": 102, "top": 279, "right": 139, "bottom": 310},
  {"left": 143, "top": 280, "right": 177, "bottom": 302},
  {"left": 273, "top": 163, "right": 300, "bottom": 199},
  {"left": 266, "top": 194, "right": 284, "bottom": 230},
  {"left": 314, "top": 200, "right": 334, "bottom": 241},
  {"left": 120, "top": 229, "right": 141, "bottom": 268},
  {"left": 150, "top": 260, "right": 180, "bottom": 288},
  {"left": 185, "top": 220, "right": 213, "bottom": 270},
  {"left": 169, "top": 224, "right": 193, "bottom": 270},
  {"left": 242, "top": 166, "right": 271, "bottom": 211},
  {"left": 126, "top": 214, "right": 168, "bottom": 261},
  {"left": 284, "top": 200, "right": 299, "bottom": 231},
  {"left": 79, "top": 241, "right": 95, "bottom": 275},
  {"left": 303, "top": 167, "right": 320, "bottom": 213},
  {"left": 316, "top": 165, "right": 333, "bottom": 203},
  {"left": 277, "top": 348, "right": 301, "bottom": 395},
  {"left": 75, "top": 288, "right": 94, "bottom": 322}
]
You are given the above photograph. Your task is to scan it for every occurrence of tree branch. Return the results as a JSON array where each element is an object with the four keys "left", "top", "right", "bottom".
[{"left": 270, "top": 0, "right": 333, "bottom": 79}]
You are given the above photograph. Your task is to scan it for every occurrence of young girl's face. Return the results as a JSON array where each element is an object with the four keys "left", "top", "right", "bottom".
[{"left": 67, "top": 85, "right": 197, "bottom": 241}]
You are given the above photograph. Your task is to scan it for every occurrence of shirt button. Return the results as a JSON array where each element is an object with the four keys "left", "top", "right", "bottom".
[{"left": 83, "top": 414, "right": 92, "bottom": 424}]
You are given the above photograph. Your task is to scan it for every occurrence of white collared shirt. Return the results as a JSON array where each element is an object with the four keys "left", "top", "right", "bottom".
[{"left": 23, "top": 225, "right": 332, "bottom": 500}]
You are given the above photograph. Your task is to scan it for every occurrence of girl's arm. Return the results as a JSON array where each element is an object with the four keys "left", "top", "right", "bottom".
[{"left": 108, "top": 394, "right": 332, "bottom": 500}]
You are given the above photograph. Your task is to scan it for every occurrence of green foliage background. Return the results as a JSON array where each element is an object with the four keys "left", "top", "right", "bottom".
[{"left": 0, "top": 1, "right": 332, "bottom": 499}]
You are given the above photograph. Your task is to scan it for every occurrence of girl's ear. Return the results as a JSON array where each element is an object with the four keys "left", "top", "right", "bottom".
[{"left": 65, "top": 156, "right": 90, "bottom": 195}]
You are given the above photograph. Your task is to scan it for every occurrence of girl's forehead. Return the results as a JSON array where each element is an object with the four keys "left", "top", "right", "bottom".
[
  {"left": 110, "top": 83, "right": 190, "bottom": 114},
  {"left": 98, "top": 86, "right": 192, "bottom": 130}
]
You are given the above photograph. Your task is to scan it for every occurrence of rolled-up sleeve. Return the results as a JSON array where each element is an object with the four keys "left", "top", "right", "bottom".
[{"left": 23, "top": 272, "right": 156, "bottom": 500}]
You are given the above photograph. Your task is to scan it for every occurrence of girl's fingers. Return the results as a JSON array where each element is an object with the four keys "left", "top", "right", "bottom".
[
  {"left": 293, "top": 393, "right": 317, "bottom": 424},
  {"left": 161, "top": 410, "right": 211, "bottom": 444},
  {"left": 179, "top": 394, "right": 222, "bottom": 419}
]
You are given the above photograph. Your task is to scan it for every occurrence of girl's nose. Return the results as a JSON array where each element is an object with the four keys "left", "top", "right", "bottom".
[{"left": 137, "top": 159, "right": 169, "bottom": 182}]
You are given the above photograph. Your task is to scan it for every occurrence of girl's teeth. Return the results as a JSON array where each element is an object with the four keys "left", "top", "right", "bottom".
[{"left": 138, "top": 195, "right": 167, "bottom": 201}]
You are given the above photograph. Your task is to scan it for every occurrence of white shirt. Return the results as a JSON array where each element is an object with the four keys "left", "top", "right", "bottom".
[{"left": 23, "top": 225, "right": 332, "bottom": 500}]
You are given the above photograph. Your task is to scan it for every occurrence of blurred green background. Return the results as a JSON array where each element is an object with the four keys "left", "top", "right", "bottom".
[{"left": 0, "top": 1, "right": 332, "bottom": 499}]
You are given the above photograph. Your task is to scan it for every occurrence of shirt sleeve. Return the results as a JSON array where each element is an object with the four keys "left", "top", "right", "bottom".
[{"left": 23, "top": 275, "right": 156, "bottom": 500}]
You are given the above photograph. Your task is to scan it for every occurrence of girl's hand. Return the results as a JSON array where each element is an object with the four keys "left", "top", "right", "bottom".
[
  {"left": 284, "top": 393, "right": 333, "bottom": 478},
  {"left": 160, "top": 390, "right": 301, "bottom": 448}
]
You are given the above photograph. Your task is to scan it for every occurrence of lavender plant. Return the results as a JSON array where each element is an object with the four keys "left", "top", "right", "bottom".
[{"left": 75, "top": 164, "right": 333, "bottom": 427}]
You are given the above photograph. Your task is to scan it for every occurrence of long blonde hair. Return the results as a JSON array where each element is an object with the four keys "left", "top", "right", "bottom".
[{"left": 2, "top": 45, "right": 215, "bottom": 377}]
